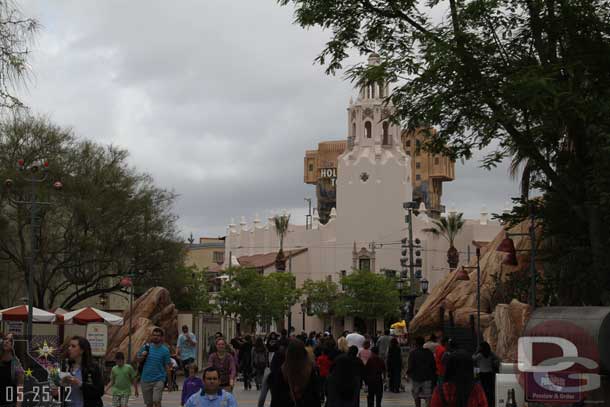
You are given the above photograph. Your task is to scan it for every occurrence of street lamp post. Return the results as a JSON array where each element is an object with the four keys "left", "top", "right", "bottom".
[
  {"left": 300, "top": 303, "right": 307, "bottom": 331},
  {"left": 120, "top": 275, "right": 135, "bottom": 363},
  {"left": 4, "top": 159, "right": 63, "bottom": 340},
  {"left": 496, "top": 206, "right": 537, "bottom": 308},
  {"left": 401, "top": 201, "right": 422, "bottom": 327},
  {"left": 455, "top": 247, "right": 482, "bottom": 348}
]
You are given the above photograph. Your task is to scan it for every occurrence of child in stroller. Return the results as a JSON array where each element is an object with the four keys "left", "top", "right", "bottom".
[{"left": 165, "top": 355, "right": 180, "bottom": 392}]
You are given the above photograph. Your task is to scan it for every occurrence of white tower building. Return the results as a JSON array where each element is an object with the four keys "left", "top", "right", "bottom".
[{"left": 335, "top": 53, "right": 412, "bottom": 273}]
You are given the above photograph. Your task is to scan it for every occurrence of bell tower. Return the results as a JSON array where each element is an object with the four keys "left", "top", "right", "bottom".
[{"left": 346, "top": 53, "right": 399, "bottom": 152}]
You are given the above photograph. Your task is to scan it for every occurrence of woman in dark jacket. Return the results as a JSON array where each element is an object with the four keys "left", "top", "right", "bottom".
[
  {"left": 239, "top": 335, "right": 253, "bottom": 390},
  {"left": 0, "top": 334, "right": 24, "bottom": 407},
  {"left": 61, "top": 336, "right": 104, "bottom": 407},
  {"left": 251, "top": 337, "right": 268, "bottom": 391},
  {"left": 326, "top": 354, "right": 360, "bottom": 407},
  {"left": 473, "top": 341, "right": 500, "bottom": 406},
  {"left": 269, "top": 340, "right": 320, "bottom": 407},
  {"left": 347, "top": 346, "right": 364, "bottom": 407},
  {"left": 387, "top": 338, "right": 402, "bottom": 393}
]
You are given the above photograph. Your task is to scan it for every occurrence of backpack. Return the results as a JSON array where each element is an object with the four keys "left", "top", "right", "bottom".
[
  {"left": 253, "top": 349, "right": 267, "bottom": 369},
  {"left": 138, "top": 344, "right": 151, "bottom": 376}
]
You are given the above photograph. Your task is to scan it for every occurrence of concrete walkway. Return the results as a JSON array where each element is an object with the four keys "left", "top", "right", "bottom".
[{"left": 102, "top": 378, "right": 417, "bottom": 407}]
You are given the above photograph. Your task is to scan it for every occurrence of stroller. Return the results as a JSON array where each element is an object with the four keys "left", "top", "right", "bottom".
[{"left": 165, "top": 356, "right": 180, "bottom": 392}]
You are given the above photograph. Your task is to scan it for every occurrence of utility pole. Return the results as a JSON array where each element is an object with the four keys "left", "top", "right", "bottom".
[
  {"left": 4, "top": 159, "right": 63, "bottom": 340},
  {"left": 528, "top": 207, "right": 537, "bottom": 309},
  {"left": 287, "top": 255, "right": 293, "bottom": 333},
  {"left": 407, "top": 208, "right": 416, "bottom": 300},
  {"left": 304, "top": 198, "right": 312, "bottom": 230},
  {"left": 476, "top": 247, "right": 481, "bottom": 348},
  {"left": 401, "top": 201, "right": 422, "bottom": 328}
]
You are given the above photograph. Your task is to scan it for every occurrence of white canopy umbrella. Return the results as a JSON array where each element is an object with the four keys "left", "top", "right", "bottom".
[
  {"left": 0, "top": 305, "right": 56, "bottom": 323},
  {"left": 60, "top": 307, "right": 123, "bottom": 326}
]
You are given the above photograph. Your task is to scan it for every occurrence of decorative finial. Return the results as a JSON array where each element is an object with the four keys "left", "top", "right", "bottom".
[
  {"left": 368, "top": 52, "right": 381, "bottom": 66},
  {"left": 480, "top": 205, "right": 489, "bottom": 225},
  {"left": 448, "top": 203, "right": 457, "bottom": 215}
]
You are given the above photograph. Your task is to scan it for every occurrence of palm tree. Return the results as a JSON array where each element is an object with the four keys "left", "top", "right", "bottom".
[
  {"left": 507, "top": 144, "right": 533, "bottom": 200},
  {"left": 273, "top": 213, "right": 291, "bottom": 271},
  {"left": 422, "top": 212, "right": 465, "bottom": 270}
]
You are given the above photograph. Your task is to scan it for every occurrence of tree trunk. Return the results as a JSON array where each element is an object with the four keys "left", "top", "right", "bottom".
[
  {"left": 447, "top": 245, "right": 459, "bottom": 270},
  {"left": 275, "top": 249, "right": 286, "bottom": 271}
]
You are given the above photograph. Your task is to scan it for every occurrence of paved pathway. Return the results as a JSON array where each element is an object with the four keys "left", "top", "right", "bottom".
[{"left": 103, "top": 378, "right": 416, "bottom": 407}]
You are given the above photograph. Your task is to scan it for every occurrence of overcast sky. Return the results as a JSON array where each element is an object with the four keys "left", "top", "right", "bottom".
[{"left": 17, "top": 0, "right": 518, "bottom": 239}]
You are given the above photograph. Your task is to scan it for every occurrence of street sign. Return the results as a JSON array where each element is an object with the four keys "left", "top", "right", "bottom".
[
  {"left": 86, "top": 323, "right": 108, "bottom": 357},
  {"left": 5, "top": 321, "right": 24, "bottom": 335},
  {"left": 525, "top": 371, "right": 582, "bottom": 404}
]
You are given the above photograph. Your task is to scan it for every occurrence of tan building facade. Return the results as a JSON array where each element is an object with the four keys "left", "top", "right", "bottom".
[
  {"left": 401, "top": 128, "right": 455, "bottom": 217},
  {"left": 304, "top": 131, "right": 454, "bottom": 221},
  {"left": 185, "top": 237, "right": 226, "bottom": 270},
  {"left": 185, "top": 237, "right": 238, "bottom": 351}
]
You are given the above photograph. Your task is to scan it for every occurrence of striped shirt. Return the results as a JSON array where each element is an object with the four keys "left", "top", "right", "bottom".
[{"left": 138, "top": 343, "right": 171, "bottom": 383}]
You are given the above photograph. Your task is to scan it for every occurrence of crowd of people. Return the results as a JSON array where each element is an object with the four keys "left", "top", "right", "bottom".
[
  {"left": 194, "top": 328, "right": 501, "bottom": 407},
  {"left": 0, "top": 326, "right": 502, "bottom": 407}
]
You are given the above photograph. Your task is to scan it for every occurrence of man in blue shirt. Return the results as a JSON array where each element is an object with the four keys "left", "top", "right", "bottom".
[
  {"left": 137, "top": 327, "right": 172, "bottom": 407},
  {"left": 177, "top": 325, "right": 197, "bottom": 376},
  {"left": 185, "top": 367, "right": 237, "bottom": 407}
]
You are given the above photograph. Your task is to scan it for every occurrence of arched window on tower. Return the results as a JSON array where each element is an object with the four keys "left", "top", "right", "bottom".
[
  {"left": 365, "top": 121, "right": 372, "bottom": 138},
  {"left": 382, "top": 122, "right": 390, "bottom": 145},
  {"left": 352, "top": 122, "right": 356, "bottom": 138},
  {"left": 371, "top": 83, "right": 376, "bottom": 98}
]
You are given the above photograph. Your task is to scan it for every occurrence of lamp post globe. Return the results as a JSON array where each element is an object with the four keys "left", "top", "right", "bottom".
[
  {"left": 421, "top": 278, "right": 429, "bottom": 294},
  {"left": 120, "top": 276, "right": 132, "bottom": 287}
]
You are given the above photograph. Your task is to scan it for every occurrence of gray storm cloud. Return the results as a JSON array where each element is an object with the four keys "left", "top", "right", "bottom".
[{"left": 17, "top": 0, "right": 517, "bottom": 238}]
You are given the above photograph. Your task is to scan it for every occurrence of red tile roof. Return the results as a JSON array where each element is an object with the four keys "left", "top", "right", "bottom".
[
  {"left": 208, "top": 264, "right": 223, "bottom": 273},
  {"left": 237, "top": 248, "right": 308, "bottom": 269}
]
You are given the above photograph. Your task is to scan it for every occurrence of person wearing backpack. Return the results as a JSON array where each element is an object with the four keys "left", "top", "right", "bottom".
[
  {"left": 251, "top": 338, "right": 268, "bottom": 391},
  {"left": 137, "top": 328, "right": 172, "bottom": 407}
]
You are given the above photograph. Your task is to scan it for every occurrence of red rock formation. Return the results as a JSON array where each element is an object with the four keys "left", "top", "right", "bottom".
[
  {"left": 106, "top": 287, "right": 178, "bottom": 361},
  {"left": 483, "top": 300, "right": 531, "bottom": 362},
  {"left": 410, "top": 220, "right": 539, "bottom": 360}
]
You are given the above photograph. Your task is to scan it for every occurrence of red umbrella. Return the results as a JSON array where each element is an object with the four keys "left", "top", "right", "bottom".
[
  {"left": 0, "top": 305, "right": 56, "bottom": 323},
  {"left": 61, "top": 307, "right": 123, "bottom": 326}
]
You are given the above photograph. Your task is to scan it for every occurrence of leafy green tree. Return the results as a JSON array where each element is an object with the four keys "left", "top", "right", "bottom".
[
  {"left": 158, "top": 264, "right": 214, "bottom": 313},
  {"left": 302, "top": 278, "right": 339, "bottom": 327},
  {"left": 217, "top": 267, "right": 301, "bottom": 331},
  {"left": 217, "top": 267, "right": 264, "bottom": 330},
  {"left": 336, "top": 269, "right": 401, "bottom": 321},
  {"left": 277, "top": 0, "right": 610, "bottom": 305},
  {"left": 264, "top": 272, "right": 301, "bottom": 324},
  {"left": 0, "top": 115, "right": 183, "bottom": 308},
  {"left": 422, "top": 212, "right": 465, "bottom": 270}
]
